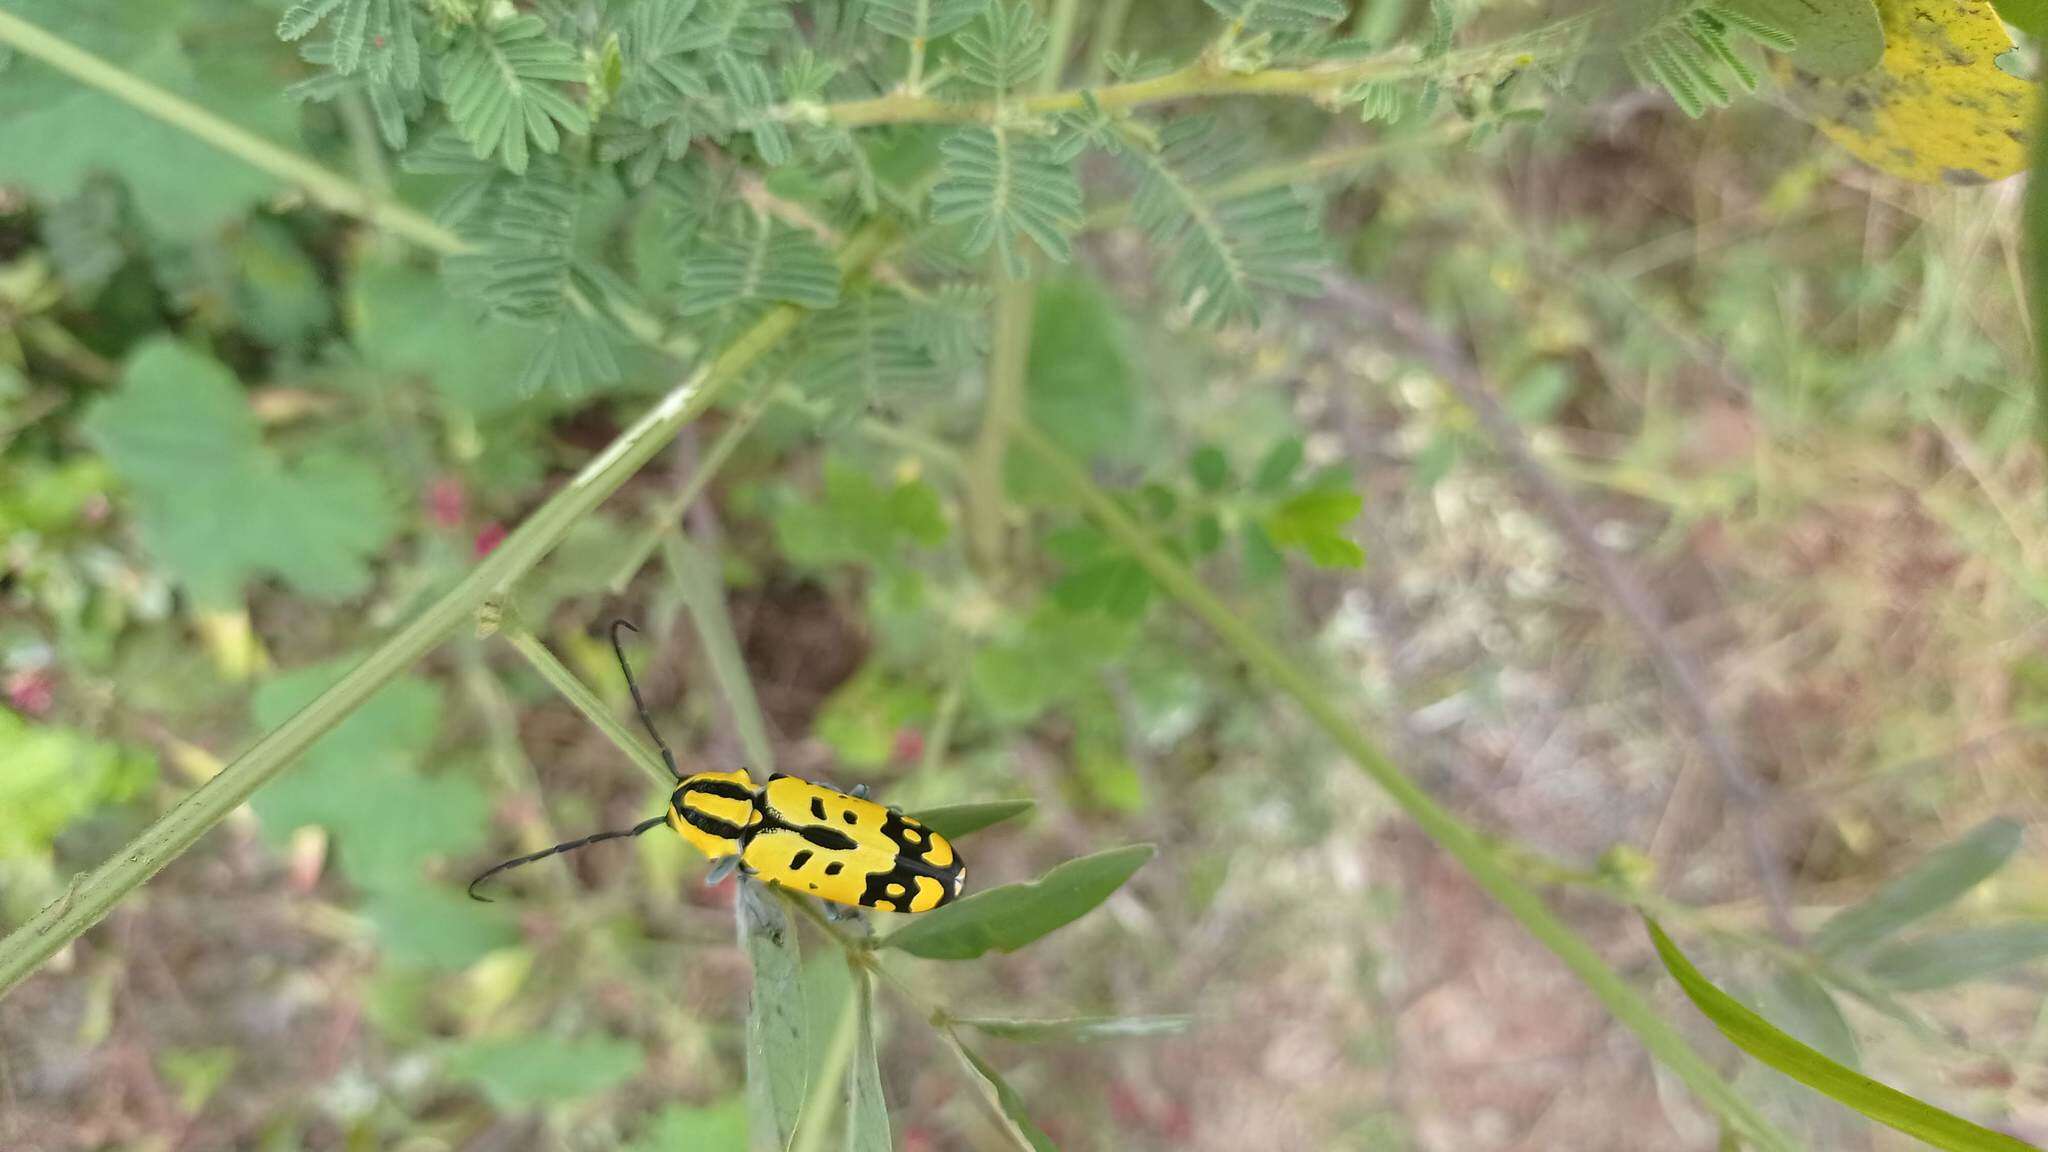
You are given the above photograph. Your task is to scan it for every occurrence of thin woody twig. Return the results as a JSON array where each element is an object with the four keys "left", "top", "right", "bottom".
[{"left": 1316, "top": 273, "right": 1801, "bottom": 944}]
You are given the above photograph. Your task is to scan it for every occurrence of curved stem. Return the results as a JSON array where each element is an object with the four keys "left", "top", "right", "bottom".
[{"left": 1006, "top": 420, "right": 1799, "bottom": 1152}]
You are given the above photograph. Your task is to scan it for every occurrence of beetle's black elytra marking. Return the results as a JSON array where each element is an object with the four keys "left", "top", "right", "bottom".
[
  {"left": 841, "top": 810, "right": 857, "bottom": 824},
  {"left": 682, "top": 807, "right": 747, "bottom": 840},
  {"left": 799, "top": 825, "right": 858, "bottom": 851},
  {"left": 810, "top": 796, "right": 827, "bottom": 820},
  {"left": 824, "top": 861, "right": 843, "bottom": 876},
  {"left": 790, "top": 849, "right": 813, "bottom": 870},
  {"left": 689, "top": 779, "right": 757, "bottom": 803}
]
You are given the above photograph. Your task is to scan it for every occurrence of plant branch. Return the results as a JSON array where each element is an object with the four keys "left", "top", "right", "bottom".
[
  {"left": 1006, "top": 420, "right": 1798, "bottom": 1152},
  {"left": 1311, "top": 273, "right": 1799, "bottom": 945},
  {"left": 0, "top": 221, "right": 895, "bottom": 1000},
  {"left": 662, "top": 536, "right": 778, "bottom": 775},
  {"left": 966, "top": 276, "right": 1035, "bottom": 578},
  {"left": 496, "top": 612, "right": 673, "bottom": 788},
  {"left": 0, "top": 9, "right": 462, "bottom": 255}
]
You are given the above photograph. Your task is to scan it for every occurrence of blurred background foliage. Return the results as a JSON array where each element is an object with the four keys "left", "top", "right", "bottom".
[{"left": 2, "top": 0, "right": 2047, "bottom": 1149}]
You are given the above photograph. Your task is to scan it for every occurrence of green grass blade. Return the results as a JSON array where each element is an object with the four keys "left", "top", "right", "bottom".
[
  {"left": 1865, "top": 924, "right": 2048, "bottom": 992},
  {"left": 952, "top": 1014, "right": 1190, "bottom": 1042},
  {"left": 1647, "top": 919, "right": 2038, "bottom": 1152},
  {"left": 844, "top": 967, "right": 892, "bottom": 1152}
]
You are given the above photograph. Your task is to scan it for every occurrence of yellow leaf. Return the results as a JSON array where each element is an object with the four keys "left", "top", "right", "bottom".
[{"left": 1780, "top": 0, "right": 2030, "bottom": 184}]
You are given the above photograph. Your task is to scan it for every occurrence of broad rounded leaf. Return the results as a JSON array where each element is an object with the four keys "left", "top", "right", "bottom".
[
  {"left": 1780, "top": 0, "right": 2030, "bottom": 184},
  {"left": 880, "top": 844, "right": 1153, "bottom": 960},
  {"left": 1648, "top": 919, "right": 2036, "bottom": 1152},
  {"left": 906, "top": 800, "right": 1035, "bottom": 839}
]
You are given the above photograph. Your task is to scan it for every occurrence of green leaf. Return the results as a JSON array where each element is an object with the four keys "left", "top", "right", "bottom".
[
  {"left": 1262, "top": 487, "right": 1365, "bottom": 569},
  {"left": 955, "top": 1014, "right": 1191, "bottom": 1043},
  {"left": 349, "top": 259, "right": 550, "bottom": 416},
  {"left": 907, "top": 800, "right": 1035, "bottom": 839},
  {"left": 1811, "top": 819, "right": 2023, "bottom": 958},
  {"left": 1190, "top": 445, "right": 1231, "bottom": 493},
  {"left": 880, "top": 844, "right": 1153, "bottom": 960},
  {"left": 794, "top": 287, "right": 951, "bottom": 412},
  {"left": 954, "top": 1040, "right": 1058, "bottom": 1152},
  {"left": 443, "top": 1035, "right": 645, "bottom": 1108},
  {"left": 968, "top": 604, "right": 1136, "bottom": 724},
  {"left": 868, "top": 0, "right": 992, "bottom": 40},
  {"left": 931, "top": 126, "right": 1083, "bottom": 278},
  {"left": 674, "top": 218, "right": 841, "bottom": 315},
  {"left": 772, "top": 457, "right": 949, "bottom": 569},
  {"left": 231, "top": 218, "right": 333, "bottom": 350},
  {"left": 1200, "top": 0, "right": 1348, "bottom": 32},
  {"left": 844, "top": 969, "right": 892, "bottom": 1152},
  {"left": 1252, "top": 437, "right": 1304, "bottom": 493},
  {"left": 0, "top": 712, "right": 155, "bottom": 921},
  {"left": 1022, "top": 277, "right": 1137, "bottom": 469},
  {"left": 1122, "top": 117, "right": 1324, "bottom": 328},
  {"left": 627, "top": 1097, "right": 748, "bottom": 1152},
  {"left": 1717, "top": 0, "right": 1883, "bottom": 78},
  {"left": 743, "top": 882, "right": 808, "bottom": 1146},
  {"left": 814, "top": 668, "right": 931, "bottom": 769},
  {"left": 1995, "top": 0, "right": 2048, "bottom": 37},
  {"left": 82, "top": 340, "right": 402, "bottom": 606},
  {"left": 952, "top": 1, "right": 1048, "bottom": 92},
  {"left": 361, "top": 887, "right": 520, "bottom": 969},
  {"left": 1647, "top": 919, "right": 2034, "bottom": 1152},
  {"left": 250, "top": 665, "right": 487, "bottom": 894},
  {"left": 1866, "top": 924, "right": 2048, "bottom": 991},
  {"left": 441, "top": 16, "right": 590, "bottom": 174},
  {"left": 0, "top": 1, "right": 296, "bottom": 239}
]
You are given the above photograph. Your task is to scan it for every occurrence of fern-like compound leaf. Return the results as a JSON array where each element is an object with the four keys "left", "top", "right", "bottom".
[
  {"left": 1199, "top": 0, "right": 1347, "bottom": 33},
  {"left": 1122, "top": 117, "right": 1323, "bottom": 328},
  {"left": 441, "top": 16, "right": 591, "bottom": 174},
  {"left": 952, "top": 1, "right": 1047, "bottom": 93},
  {"left": 867, "top": 0, "right": 991, "bottom": 42},
  {"left": 673, "top": 218, "right": 842, "bottom": 316},
  {"left": 930, "top": 127, "right": 1083, "bottom": 278}
]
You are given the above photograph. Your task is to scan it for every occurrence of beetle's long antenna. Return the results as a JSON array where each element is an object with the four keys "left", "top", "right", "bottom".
[
  {"left": 467, "top": 815, "right": 668, "bottom": 901},
  {"left": 610, "top": 619, "right": 681, "bottom": 780}
]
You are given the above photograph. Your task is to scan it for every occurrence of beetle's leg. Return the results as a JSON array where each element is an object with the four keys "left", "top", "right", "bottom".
[
  {"left": 822, "top": 899, "right": 868, "bottom": 925},
  {"left": 705, "top": 855, "right": 743, "bottom": 885},
  {"left": 849, "top": 783, "right": 869, "bottom": 799}
]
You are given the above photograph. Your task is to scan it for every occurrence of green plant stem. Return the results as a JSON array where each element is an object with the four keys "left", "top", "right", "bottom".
[
  {"left": 1084, "top": 0, "right": 1136, "bottom": 86},
  {"left": 1006, "top": 420, "right": 1799, "bottom": 1152},
  {"left": 967, "top": 275, "right": 1035, "bottom": 578},
  {"left": 498, "top": 614, "right": 673, "bottom": 788},
  {"left": 780, "top": 15, "right": 1585, "bottom": 130},
  {"left": 0, "top": 8, "right": 462, "bottom": 256},
  {"left": 0, "top": 224, "right": 894, "bottom": 1000},
  {"left": 606, "top": 390, "right": 775, "bottom": 595},
  {"left": 1040, "top": 0, "right": 1083, "bottom": 92},
  {"left": 661, "top": 536, "right": 777, "bottom": 775}
]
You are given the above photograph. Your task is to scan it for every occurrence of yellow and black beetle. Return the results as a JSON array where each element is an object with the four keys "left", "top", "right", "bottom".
[{"left": 468, "top": 622, "right": 966, "bottom": 914}]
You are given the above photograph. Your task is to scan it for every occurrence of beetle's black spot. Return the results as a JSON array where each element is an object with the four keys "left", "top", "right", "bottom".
[
  {"left": 810, "top": 796, "right": 827, "bottom": 820},
  {"left": 808, "top": 883, "right": 818, "bottom": 890},
  {"left": 824, "top": 861, "right": 843, "bottom": 876},
  {"left": 800, "top": 826, "right": 857, "bottom": 851},
  {"left": 790, "top": 849, "right": 813, "bottom": 871},
  {"left": 841, "top": 810, "right": 857, "bottom": 825}
]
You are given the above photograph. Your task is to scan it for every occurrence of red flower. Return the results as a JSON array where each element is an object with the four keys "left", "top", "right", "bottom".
[
  {"left": 892, "top": 727, "right": 926, "bottom": 765},
  {"left": 5, "top": 669, "right": 54, "bottom": 718},
  {"left": 426, "top": 476, "right": 467, "bottom": 531}
]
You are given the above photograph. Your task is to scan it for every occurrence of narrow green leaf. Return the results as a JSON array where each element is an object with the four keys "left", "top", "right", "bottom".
[
  {"left": 787, "top": 980, "right": 859, "bottom": 1152},
  {"left": 1866, "top": 924, "right": 2048, "bottom": 992},
  {"left": 844, "top": 968, "right": 892, "bottom": 1152},
  {"left": 906, "top": 800, "right": 1035, "bottom": 839},
  {"left": 626, "top": 1098, "right": 748, "bottom": 1152},
  {"left": 880, "top": 845, "right": 1153, "bottom": 960},
  {"left": 743, "top": 882, "right": 808, "bottom": 1145},
  {"left": 1713, "top": 0, "right": 1882, "bottom": 78},
  {"left": 443, "top": 1035, "right": 645, "bottom": 1108},
  {"left": 1647, "top": 919, "right": 2036, "bottom": 1152},
  {"left": 1812, "top": 819, "right": 2023, "bottom": 958},
  {"left": 954, "top": 1039, "right": 1059, "bottom": 1152},
  {"left": 954, "top": 1014, "right": 1191, "bottom": 1043}
]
